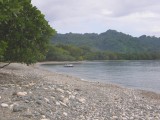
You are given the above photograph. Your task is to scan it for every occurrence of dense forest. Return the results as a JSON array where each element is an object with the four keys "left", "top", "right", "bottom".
[{"left": 45, "top": 30, "right": 160, "bottom": 61}]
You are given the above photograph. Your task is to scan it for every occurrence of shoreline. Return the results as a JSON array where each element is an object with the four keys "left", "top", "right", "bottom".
[
  {"left": 37, "top": 61, "right": 160, "bottom": 102},
  {"left": 37, "top": 61, "right": 84, "bottom": 65},
  {"left": 0, "top": 63, "right": 160, "bottom": 119},
  {"left": 37, "top": 61, "right": 129, "bottom": 88},
  {"left": 38, "top": 61, "right": 160, "bottom": 95}
]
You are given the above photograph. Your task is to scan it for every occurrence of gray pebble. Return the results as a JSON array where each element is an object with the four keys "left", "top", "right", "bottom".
[
  {"left": 13, "top": 105, "right": 27, "bottom": 112},
  {"left": 36, "top": 100, "right": 42, "bottom": 105}
]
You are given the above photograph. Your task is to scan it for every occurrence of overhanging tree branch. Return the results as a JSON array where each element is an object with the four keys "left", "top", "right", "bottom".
[
  {"left": 1, "top": 0, "right": 55, "bottom": 66},
  {"left": 0, "top": 62, "right": 11, "bottom": 68}
]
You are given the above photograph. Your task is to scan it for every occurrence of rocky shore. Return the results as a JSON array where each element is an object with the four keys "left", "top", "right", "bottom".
[{"left": 0, "top": 63, "right": 160, "bottom": 120}]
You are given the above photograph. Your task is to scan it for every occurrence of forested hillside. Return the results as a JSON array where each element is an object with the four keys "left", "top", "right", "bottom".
[
  {"left": 45, "top": 30, "right": 160, "bottom": 61},
  {"left": 51, "top": 30, "right": 160, "bottom": 53}
]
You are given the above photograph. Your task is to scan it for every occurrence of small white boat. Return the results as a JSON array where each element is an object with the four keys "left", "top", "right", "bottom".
[{"left": 64, "top": 64, "right": 74, "bottom": 67}]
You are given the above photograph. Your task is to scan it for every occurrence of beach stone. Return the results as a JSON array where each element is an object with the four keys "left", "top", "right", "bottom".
[
  {"left": 36, "top": 100, "right": 42, "bottom": 105},
  {"left": 17, "top": 92, "right": 27, "bottom": 96},
  {"left": 112, "top": 116, "right": 118, "bottom": 119},
  {"left": 59, "top": 101, "right": 67, "bottom": 107},
  {"left": 63, "top": 112, "right": 68, "bottom": 116},
  {"left": 63, "top": 97, "right": 69, "bottom": 104},
  {"left": 9, "top": 103, "right": 15, "bottom": 110},
  {"left": 56, "top": 88, "right": 64, "bottom": 93},
  {"left": 1, "top": 63, "right": 160, "bottom": 120},
  {"left": 44, "top": 98, "right": 50, "bottom": 103},
  {"left": 0, "top": 96, "right": 1, "bottom": 99},
  {"left": 74, "top": 88, "right": 81, "bottom": 91},
  {"left": 1, "top": 103, "right": 9, "bottom": 108},
  {"left": 41, "top": 115, "right": 46, "bottom": 118},
  {"left": 57, "top": 95, "right": 65, "bottom": 102},
  {"left": 23, "top": 113, "right": 33, "bottom": 118},
  {"left": 56, "top": 101, "right": 60, "bottom": 106},
  {"left": 34, "top": 111, "right": 41, "bottom": 116},
  {"left": 66, "top": 91, "right": 72, "bottom": 95},
  {"left": 13, "top": 104, "right": 27, "bottom": 112},
  {"left": 37, "top": 96, "right": 43, "bottom": 100},
  {"left": 12, "top": 92, "right": 17, "bottom": 96},
  {"left": 43, "top": 87, "right": 48, "bottom": 90},
  {"left": 22, "top": 96, "right": 33, "bottom": 101},
  {"left": 24, "top": 100, "right": 29, "bottom": 103},
  {"left": 69, "top": 95, "right": 75, "bottom": 99},
  {"left": 51, "top": 96, "right": 55, "bottom": 100},
  {"left": 77, "top": 97, "right": 86, "bottom": 103}
]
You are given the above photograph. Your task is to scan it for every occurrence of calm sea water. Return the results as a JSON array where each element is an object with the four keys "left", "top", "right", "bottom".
[{"left": 41, "top": 60, "right": 160, "bottom": 93}]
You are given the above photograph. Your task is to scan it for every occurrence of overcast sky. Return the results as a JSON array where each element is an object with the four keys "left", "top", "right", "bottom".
[{"left": 31, "top": 0, "right": 160, "bottom": 37}]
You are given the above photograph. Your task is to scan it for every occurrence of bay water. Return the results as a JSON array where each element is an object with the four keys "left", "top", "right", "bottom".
[{"left": 41, "top": 60, "right": 160, "bottom": 93}]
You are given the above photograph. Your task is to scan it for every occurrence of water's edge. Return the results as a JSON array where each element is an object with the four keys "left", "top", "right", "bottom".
[{"left": 39, "top": 61, "right": 160, "bottom": 94}]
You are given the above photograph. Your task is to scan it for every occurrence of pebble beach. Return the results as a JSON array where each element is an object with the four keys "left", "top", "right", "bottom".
[{"left": 0, "top": 63, "right": 160, "bottom": 120}]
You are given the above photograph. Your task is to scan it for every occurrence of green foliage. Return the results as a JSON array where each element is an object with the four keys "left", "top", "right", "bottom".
[
  {"left": 0, "top": 0, "right": 23, "bottom": 22},
  {"left": 46, "top": 44, "right": 89, "bottom": 61},
  {"left": 49, "top": 30, "right": 160, "bottom": 61},
  {"left": 0, "top": 41, "right": 7, "bottom": 60},
  {"left": 46, "top": 45, "right": 75, "bottom": 61},
  {"left": 0, "top": 0, "right": 55, "bottom": 65},
  {"left": 52, "top": 30, "right": 160, "bottom": 53},
  {"left": 56, "top": 44, "right": 84, "bottom": 60},
  {"left": 46, "top": 44, "right": 160, "bottom": 61}
]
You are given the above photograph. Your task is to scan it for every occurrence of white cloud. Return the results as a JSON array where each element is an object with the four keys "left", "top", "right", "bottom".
[{"left": 31, "top": 0, "right": 160, "bottom": 37}]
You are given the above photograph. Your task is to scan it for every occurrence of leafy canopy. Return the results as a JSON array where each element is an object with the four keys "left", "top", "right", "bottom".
[
  {"left": 52, "top": 30, "right": 160, "bottom": 53},
  {"left": 0, "top": 0, "right": 55, "bottom": 65}
]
